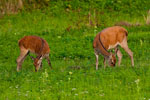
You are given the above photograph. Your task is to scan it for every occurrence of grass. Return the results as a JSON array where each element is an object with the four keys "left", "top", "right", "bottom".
[{"left": 0, "top": 7, "right": 150, "bottom": 100}]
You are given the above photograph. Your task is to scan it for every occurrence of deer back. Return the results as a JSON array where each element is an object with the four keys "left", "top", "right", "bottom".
[
  {"left": 18, "top": 36, "right": 50, "bottom": 55},
  {"left": 100, "top": 26, "right": 128, "bottom": 50}
]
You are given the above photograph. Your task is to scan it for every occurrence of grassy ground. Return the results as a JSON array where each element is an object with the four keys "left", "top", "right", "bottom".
[{"left": 0, "top": 7, "right": 150, "bottom": 100}]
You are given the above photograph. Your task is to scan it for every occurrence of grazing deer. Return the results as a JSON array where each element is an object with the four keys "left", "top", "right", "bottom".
[
  {"left": 93, "top": 26, "right": 134, "bottom": 70},
  {"left": 16, "top": 36, "right": 52, "bottom": 72}
]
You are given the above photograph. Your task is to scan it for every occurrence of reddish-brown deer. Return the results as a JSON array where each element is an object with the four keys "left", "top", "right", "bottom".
[
  {"left": 93, "top": 26, "right": 134, "bottom": 70},
  {"left": 16, "top": 36, "right": 52, "bottom": 72}
]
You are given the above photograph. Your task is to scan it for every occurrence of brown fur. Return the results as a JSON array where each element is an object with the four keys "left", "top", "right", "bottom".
[
  {"left": 18, "top": 36, "right": 50, "bottom": 54},
  {"left": 93, "top": 26, "right": 134, "bottom": 70},
  {"left": 17, "top": 36, "right": 52, "bottom": 72}
]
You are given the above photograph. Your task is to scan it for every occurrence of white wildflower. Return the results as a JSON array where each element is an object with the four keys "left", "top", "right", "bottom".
[
  {"left": 16, "top": 85, "right": 19, "bottom": 89},
  {"left": 135, "top": 79, "right": 140, "bottom": 84},
  {"left": 72, "top": 88, "right": 76, "bottom": 91}
]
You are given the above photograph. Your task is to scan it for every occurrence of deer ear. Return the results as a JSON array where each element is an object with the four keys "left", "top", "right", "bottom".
[
  {"left": 38, "top": 55, "right": 43, "bottom": 60},
  {"left": 37, "top": 56, "right": 43, "bottom": 64},
  {"left": 39, "top": 56, "right": 43, "bottom": 60},
  {"left": 35, "top": 55, "right": 43, "bottom": 60}
]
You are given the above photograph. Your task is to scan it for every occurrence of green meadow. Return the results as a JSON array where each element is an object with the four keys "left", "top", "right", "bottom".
[{"left": 0, "top": 1, "right": 150, "bottom": 100}]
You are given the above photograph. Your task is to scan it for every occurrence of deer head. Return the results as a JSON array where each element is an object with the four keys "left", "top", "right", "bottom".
[
  {"left": 108, "top": 53, "right": 116, "bottom": 67},
  {"left": 33, "top": 56, "right": 43, "bottom": 71}
]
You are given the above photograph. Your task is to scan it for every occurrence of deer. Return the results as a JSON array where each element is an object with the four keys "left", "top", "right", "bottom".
[
  {"left": 16, "top": 36, "right": 52, "bottom": 72},
  {"left": 93, "top": 26, "right": 134, "bottom": 70}
]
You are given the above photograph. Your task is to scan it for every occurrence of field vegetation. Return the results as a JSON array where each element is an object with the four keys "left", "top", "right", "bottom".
[{"left": 0, "top": 0, "right": 150, "bottom": 99}]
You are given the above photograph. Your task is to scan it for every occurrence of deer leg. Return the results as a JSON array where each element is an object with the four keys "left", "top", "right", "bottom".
[
  {"left": 94, "top": 50, "right": 99, "bottom": 70},
  {"left": 45, "top": 54, "right": 52, "bottom": 69},
  {"left": 120, "top": 38, "right": 134, "bottom": 67},
  {"left": 16, "top": 49, "right": 29, "bottom": 71},
  {"left": 123, "top": 47, "right": 134, "bottom": 67},
  {"left": 115, "top": 48, "right": 122, "bottom": 66}
]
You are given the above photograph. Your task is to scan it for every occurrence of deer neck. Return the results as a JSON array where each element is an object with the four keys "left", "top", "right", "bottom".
[
  {"left": 36, "top": 38, "right": 45, "bottom": 59},
  {"left": 97, "top": 33, "right": 110, "bottom": 58}
]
